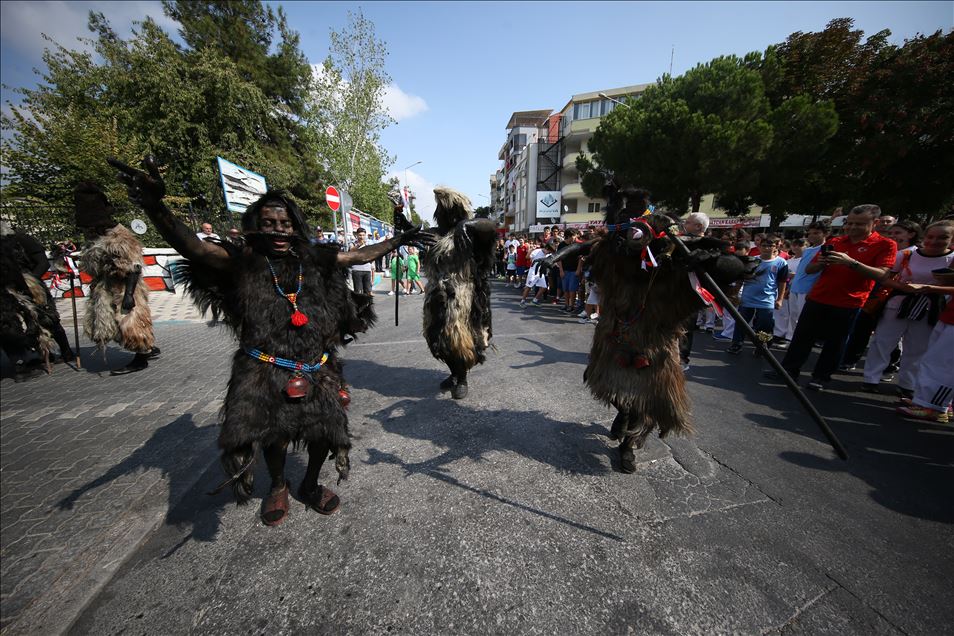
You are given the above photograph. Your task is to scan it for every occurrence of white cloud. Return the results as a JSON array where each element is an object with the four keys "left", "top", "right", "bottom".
[
  {"left": 389, "top": 169, "right": 436, "bottom": 220},
  {"left": 381, "top": 84, "right": 427, "bottom": 122},
  {"left": 1, "top": 1, "right": 177, "bottom": 60},
  {"left": 313, "top": 65, "right": 427, "bottom": 123}
]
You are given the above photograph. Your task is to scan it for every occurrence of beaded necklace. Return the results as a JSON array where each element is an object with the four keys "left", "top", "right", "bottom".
[{"left": 265, "top": 256, "right": 309, "bottom": 327}]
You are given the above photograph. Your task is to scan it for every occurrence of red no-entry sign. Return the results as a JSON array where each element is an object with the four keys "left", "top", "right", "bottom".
[{"left": 325, "top": 186, "right": 341, "bottom": 212}]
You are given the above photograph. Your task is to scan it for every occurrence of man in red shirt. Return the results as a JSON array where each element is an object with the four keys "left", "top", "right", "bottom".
[
  {"left": 772, "top": 204, "right": 897, "bottom": 390},
  {"left": 514, "top": 236, "right": 531, "bottom": 289}
]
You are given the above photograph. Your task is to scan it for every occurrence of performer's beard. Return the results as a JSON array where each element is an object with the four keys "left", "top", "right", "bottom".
[{"left": 245, "top": 231, "right": 305, "bottom": 256}]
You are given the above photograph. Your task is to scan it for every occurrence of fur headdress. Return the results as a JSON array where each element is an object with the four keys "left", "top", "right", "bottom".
[
  {"left": 433, "top": 187, "right": 473, "bottom": 232},
  {"left": 242, "top": 190, "right": 311, "bottom": 241},
  {"left": 73, "top": 181, "right": 116, "bottom": 229}
]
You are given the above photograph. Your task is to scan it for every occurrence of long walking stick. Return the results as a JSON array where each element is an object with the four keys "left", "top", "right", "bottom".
[
  {"left": 69, "top": 270, "right": 82, "bottom": 369},
  {"left": 664, "top": 227, "right": 848, "bottom": 460},
  {"left": 394, "top": 250, "right": 402, "bottom": 326}
]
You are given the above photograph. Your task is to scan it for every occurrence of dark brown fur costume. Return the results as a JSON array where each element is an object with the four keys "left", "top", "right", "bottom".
[
  {"left": 177, "top": 200, "right": 376, "bottom": 500},
  {"left": 579, "top": 187, "right": 749, "bottom": 455},
  {"left": 419, "top": 188, "right": 496, "bottom": 395},
  {"left": 1, "top": 234, "right": 56, "bottom": 370}
]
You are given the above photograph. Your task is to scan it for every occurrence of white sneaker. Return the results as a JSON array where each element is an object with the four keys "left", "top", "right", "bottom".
[
  {"left": 578, "top": 310, "right": 588, "bottom": 318},
  {"left": 387, "top": 291, "right": 395, "bottom": 296},
  {"left": 590, "top": 313, "right": 600, "bottom": 320},
  {"left": 519, "top": 300, "right": 527, "bottom": 307}
]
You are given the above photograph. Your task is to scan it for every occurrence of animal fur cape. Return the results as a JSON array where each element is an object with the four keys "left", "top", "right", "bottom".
[
  {"left": 421, "top": 188, "right": 494, "bottom": 371},
  {"left": 0, "top": 238, "right": 56, "bottom": 364},
  {"left": 82, "top": 224, "right": 154, "bottom": 353},
  {"left": 584, "top": 214, "right": 747, "bottom": 443},
  {"left": 176, "top": 241, "right": 376, "bottom": 493}
]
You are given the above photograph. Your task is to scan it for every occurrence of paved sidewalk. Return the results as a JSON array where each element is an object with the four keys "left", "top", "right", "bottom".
[
  {"left": 0, "top": 272, "right": 410, "bottom": 634},
  {"left": 0, "top": 322, "right": 233, "bottom": 634}
]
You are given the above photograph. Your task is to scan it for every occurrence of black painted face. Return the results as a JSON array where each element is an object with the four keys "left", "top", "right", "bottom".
[{"left": 258, "top": 205, "right": 294, "bottom": 253}]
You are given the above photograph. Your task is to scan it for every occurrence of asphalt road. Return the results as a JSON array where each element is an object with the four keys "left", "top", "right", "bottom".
[{"left": 3, "top": 280, "right": 952, "bottom": 635}]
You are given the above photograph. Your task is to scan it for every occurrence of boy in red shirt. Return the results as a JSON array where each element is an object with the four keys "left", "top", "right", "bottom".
[{"left": 771, "top": 205, "right": 896, "bottom": 390}]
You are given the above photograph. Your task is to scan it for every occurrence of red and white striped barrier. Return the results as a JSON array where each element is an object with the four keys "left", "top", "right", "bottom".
[{"left": 43, "top": 248, "right": 183, "bottom": 298}]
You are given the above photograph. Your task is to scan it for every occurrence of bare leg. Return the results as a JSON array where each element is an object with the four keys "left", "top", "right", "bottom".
[
  {"left": 262, "top": 441, "right": 289, "bottom": 493},
  {"left": 299, "top": 440, "right": 341, "bottom": 514},
  {"left": 261, "top": 441, "right": 290, "bottom": 526}
]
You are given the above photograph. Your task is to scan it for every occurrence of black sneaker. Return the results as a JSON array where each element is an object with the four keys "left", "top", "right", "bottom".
[
  {"left": 806, "top": 380, "right": 825, "bottom": 391},
  {"left": 727, "top": 344, "right": 742, "bottom": 355}
]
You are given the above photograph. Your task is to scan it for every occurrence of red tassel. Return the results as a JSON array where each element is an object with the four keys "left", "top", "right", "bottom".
[
  {"left": 338, "top": 388, "right": 351, "bottom": 408},
  {"left": 290, "top": 310, "right": 309, "bottom": 327}
]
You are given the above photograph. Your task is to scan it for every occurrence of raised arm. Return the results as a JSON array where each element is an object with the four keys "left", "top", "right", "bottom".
[
  {"left": 108, "top": 157, "right": 231, "bottom": 270},
  {"left": 336, "top": 225, "right": 435, "bottom": 267},
  {"left": 539, "top": 239, "right": 596, "bottom": 272}
]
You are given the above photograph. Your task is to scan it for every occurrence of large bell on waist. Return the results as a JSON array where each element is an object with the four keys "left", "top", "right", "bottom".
[{"left": 285, "top": 374, "right": 310, "bottom": 399}]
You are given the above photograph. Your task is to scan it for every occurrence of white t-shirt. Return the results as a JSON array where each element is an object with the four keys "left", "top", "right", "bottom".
[
  {"left": 885, "top": 247, "right": 954, "bottom": 310},
  {"left": 785, "top": 256, "right": 802, "bottom": 281},
  {"left": 525, "top": 248, "right": 548, "bottom": 287},
  {"left": 196, "top": 231, "right": 220, "bottom": 241}
]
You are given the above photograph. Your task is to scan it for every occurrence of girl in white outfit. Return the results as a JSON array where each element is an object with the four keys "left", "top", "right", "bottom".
[{"left": 863, "top": 220, "right": 954, "bottom": 392}]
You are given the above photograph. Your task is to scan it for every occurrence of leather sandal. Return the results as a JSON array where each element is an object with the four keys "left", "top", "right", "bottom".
[
  {"left": 261, "top": 481, "right": 290, "bottom": 526},
  {"left": 300, "top": 483, "right": 340, "bottom": 516}
]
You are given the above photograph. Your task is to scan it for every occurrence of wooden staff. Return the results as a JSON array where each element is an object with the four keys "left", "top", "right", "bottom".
[
  {"left": 68, "top": 270, "right": 82, "bottom": 369},
  {"left": 663, "top": 224, "right": 848, "bottom": 460}
]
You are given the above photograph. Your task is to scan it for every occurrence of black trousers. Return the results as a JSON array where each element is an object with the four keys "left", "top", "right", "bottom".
[
  {"left": 351, "top": 270, "right": 373, "bottom": 295},
  {"left": 781, "top": 299, "right": 859, "bottom": 382}
]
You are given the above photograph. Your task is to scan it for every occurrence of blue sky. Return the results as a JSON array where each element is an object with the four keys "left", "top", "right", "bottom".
[{"left": 1, "top": 1, "right": 951, "bottom": 218}]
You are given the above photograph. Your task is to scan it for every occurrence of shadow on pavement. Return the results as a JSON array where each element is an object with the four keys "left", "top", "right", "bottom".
[
  {"left": 55, "top": 414, "right": 231, "bottom": 542},
  {"left": 363, "top": 398, "right": 622, "bottom": 541},
  {"left": 689, "top": 336, "right": 954, "bottom": 523},
  {"left": 509, "top": 336, "right": 589, "bottom": 369}
]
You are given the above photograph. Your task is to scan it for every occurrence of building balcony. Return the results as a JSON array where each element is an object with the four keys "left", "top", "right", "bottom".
[
  {"left": 561, "top": 182, "right": 585, "bottom": 199},
  {"left": 562, "top": 118, "right": 601, "bottom": 139}
]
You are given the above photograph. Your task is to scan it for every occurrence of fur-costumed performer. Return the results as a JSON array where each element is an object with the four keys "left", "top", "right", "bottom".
[
  {"left": 395, "top": 188, "right": 496, "bottom": 399},
  {"left": 0, "top": 221, "right": 63, "bottom": 379},
  {"left": 541, "top": 185, "right": 755, "bottom": 473},
  {"left": 74, "top": 182, "right": 159, "bottom": 375},
  {"left": 110, "top": 156, "right": 427, "bottom": 526}
]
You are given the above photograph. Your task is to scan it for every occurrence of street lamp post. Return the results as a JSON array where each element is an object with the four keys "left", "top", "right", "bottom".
[
  {"left": 598, "top": 92, "right": 629, "bottom": 109},
  {"left": 404, "top": 160, "right": 422, "bottom": 199}
]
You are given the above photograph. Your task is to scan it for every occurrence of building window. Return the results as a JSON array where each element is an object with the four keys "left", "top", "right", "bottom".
[{"left": 587, "top": 202, "right": 601, "bottom": 214}]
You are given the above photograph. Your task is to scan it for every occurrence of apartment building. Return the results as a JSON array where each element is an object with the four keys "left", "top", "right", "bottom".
[{"left": 497, "top": 85, "right": 649, "bottom": 234}]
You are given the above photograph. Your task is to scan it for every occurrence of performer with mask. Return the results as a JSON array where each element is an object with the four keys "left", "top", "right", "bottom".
[
  {"left": 541, "top": 184, "right": 754, "bottom": 472},
  {"left": 110, "top": 156, "right": 426, "bottom": 526},
  {"left": 74, "top": 182, "right": 159, "bottom": 375},
  {"left": 394, "top": 188, "right": 496, "bottom": 399}
]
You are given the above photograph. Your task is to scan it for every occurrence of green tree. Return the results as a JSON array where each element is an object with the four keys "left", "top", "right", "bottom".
[
  {"left": 588, "top": 56, "right": 773, "bottom": 213},
  {"left": 307, "top": 10, "right": 396, "bottom": 222}
]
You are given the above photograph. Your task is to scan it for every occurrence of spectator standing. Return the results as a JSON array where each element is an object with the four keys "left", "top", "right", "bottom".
[
  {"left": 770, "top": 238, "right": 804, "bottom": 346},
  {"left": 196, "top": 222, "right": 219, "bottom": 241},
  {"left": 225, "top": 227, "right": 245, "bottom": 247},
  {"left": 405, "top": 246, "right": 425, "bottom": 294},
  {"left": 896, "top": 279, "right": 954, "bottom": 423},
  {"left": 727, "top": 234, "right": 788, "bottom": 354},
  {"left": 862, "top": 220, "right": 954, "bottom": 396},
  {"left": 679, "top": 213, "right": 709, "bottom": 369},
  {"left": 514, "top": 237, "right": 531, "bottom": 289},
  {"left": 772, "top": 205, "right": 896, "bottom": 390},
  {"left": 505, "top": 244, "right": 518, "bottom": 286},
  {"left": 558, "top": 229, "right": 582, "bottom": 313},
  {"left": 388, "top": 251, "right": 406, "bottom": 295},
  {"left": 775, "top": 221, "right": 829, "bottom": 346},
  {"left": 349, "top": 228, "right": 374, "bottom": 294},
  {"left": 519, "top": 239, "right": 552, "bottom": 307},
  {"left": 842, "top": 219, "right": 921, "bottom": 371}
]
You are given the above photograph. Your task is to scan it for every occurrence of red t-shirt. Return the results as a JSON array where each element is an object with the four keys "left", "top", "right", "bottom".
[
  {"left": 808, "top": 232, "right": 897, "bottom": 308},
  {"left": 516, "top": 244, "right": 531, "bottom": 268}
]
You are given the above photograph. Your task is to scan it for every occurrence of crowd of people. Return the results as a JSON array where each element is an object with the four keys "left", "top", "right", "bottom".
[{"left": 495, "top": 206, "right": 954, "bottom": 425}]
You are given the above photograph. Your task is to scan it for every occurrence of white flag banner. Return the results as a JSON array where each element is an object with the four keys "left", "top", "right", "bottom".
[{"left": 401, "top": 186, "right": 413, "bottom": 222}]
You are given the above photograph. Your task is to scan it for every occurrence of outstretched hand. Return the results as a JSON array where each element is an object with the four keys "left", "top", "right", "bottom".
[
  {"left": 397, "top": 224, "right": 436, "bottom": 251},
  {"left": 537, "top": 254, "right": 557, "bottom": 277},
  {"left": 107, "top": 156, "right": 166, "bottom": 208}
]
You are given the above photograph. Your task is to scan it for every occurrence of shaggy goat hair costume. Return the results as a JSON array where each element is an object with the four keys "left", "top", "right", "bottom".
[
  {"left": 175, "top": 191, "right": 376, "bottom": 500},
  {"left": 421, "top": 187, "right": 495, "bottom": 374},
  {"left": 584, "top": 185, "right": 749, "bottom": 450},
  {"left": 81, "top": 224, "right": 155, "bottom": 353}
]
